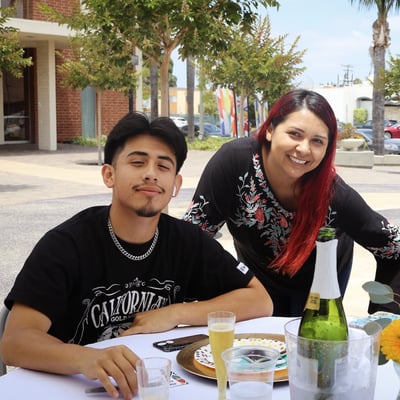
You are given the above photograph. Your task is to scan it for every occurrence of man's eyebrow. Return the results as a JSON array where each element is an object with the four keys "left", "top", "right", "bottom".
[
  {"left": 127, "top": 150, "right": 147, "bottom": 157},
  {"left": 158, "top": 155, "right": 176, "bottom": 165},
  {"left": 126, "top": 151, "right": 175, "bottom": 165}
]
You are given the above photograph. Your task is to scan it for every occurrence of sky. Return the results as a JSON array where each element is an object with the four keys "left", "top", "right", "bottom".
[{"left": 172, "top": 0, "right": 400, "bottom": 88}]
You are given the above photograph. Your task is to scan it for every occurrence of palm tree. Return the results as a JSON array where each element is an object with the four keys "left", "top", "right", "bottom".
[{"left": 350, "top": 0, "right": 400, "bottom": 155}]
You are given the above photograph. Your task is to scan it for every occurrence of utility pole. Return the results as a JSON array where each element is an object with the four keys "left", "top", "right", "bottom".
[{"left": 342, "top": 64, "right": 353, "bottom": 86}]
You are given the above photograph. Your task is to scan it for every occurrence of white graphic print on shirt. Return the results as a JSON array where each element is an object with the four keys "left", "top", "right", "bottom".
[{"left": 69, "top": 277, "right": 181, "bottom": 344}]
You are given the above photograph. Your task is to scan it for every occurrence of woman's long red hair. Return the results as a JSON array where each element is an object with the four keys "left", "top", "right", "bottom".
[{"left": 257, "top": 89, "right": 338, "bottom": 277}]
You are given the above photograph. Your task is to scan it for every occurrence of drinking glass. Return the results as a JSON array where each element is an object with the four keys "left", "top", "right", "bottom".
[
  {"left": 136, "top": 357, "right": 171, "bottom": 400},
  {"left": 222, "top": 345, "right": 280, "bottom": 400},
  {"left": 208, "top": 311, "right": 236, "bottom": 400}
]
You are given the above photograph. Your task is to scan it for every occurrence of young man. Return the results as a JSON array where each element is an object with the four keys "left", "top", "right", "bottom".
[{"left": 0, "top": 113, "right": 273, "bottom": 400}]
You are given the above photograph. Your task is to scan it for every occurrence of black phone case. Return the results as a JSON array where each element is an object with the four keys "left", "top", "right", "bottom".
[{"left": 153, "top": 333, "right": 208, "bottom": 352}]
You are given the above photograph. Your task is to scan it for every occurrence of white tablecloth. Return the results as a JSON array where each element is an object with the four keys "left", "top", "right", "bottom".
[{"left": 0, "top": 317, "right": 397, "bottom": 399}]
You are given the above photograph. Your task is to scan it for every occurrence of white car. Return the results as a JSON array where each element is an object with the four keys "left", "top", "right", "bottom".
[{"left": 170, "top": 116, "right": 188, "bottom": 128}]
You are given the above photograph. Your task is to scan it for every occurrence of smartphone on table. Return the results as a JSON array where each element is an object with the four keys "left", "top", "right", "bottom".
[{"left": 153, "top": 333, "right": 208, "bottom": 352}]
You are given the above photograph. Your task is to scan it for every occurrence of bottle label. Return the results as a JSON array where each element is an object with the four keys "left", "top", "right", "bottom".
[{"left": 305, "top": 292, "right": 320, "bottom": 310}]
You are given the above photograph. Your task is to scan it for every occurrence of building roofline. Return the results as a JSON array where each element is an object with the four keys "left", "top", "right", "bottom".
[{"left": 9, "top": 18, "right": 73, "bottom": 48}]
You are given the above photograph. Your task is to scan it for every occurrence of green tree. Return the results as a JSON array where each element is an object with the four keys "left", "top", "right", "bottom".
[
  {"left": 0, "top": 6, "right": 32, "bottom": 78},
  {"left": 350, "top": 0, "right": 400, "bottom": 155},
  {"left": 199, "top": 16, "right": 305, "bottom": 132},
  {"left": 202, "top": 89, "right": 219, "bottom": 122},
  {"left": 42, "top": 0, "right": 279, "bottom": 117},
  {"left": 384, "top": 52, "right": 400, "bottom": 99}
]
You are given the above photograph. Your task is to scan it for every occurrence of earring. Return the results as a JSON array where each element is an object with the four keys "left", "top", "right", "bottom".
[{"left": 172, "top": 186, "right": 177, "bottom": 197}]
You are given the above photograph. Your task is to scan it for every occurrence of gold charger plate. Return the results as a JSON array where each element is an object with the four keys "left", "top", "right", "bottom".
[{"left": 176, "top": 333, "right": 288, "bottom": 382}]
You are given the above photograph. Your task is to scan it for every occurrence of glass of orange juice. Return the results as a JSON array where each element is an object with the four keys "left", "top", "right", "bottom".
[{"left": 208, "top": 311, "right": 236, "bottom": 400}]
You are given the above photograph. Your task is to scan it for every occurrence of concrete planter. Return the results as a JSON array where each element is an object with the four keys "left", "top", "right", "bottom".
[
  {"left": 335, "top": 150, "right": 374, "bottom": 168},
  {"left": 339, "top": 138, "right": 365, "bottom": 151}
]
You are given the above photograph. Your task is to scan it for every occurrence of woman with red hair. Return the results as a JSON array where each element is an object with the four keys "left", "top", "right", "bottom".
[{"left": 184, "top": 89, "right": 400, "bottom": 316}]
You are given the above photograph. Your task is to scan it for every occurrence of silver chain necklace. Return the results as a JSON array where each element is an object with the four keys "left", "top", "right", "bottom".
[{"left": 107, "top": 218, "right": 159, "bottom": 261}]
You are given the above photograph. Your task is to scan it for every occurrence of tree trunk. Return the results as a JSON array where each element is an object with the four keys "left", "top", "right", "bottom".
[
  {"left": 186, "top": 56, "right": 195, "bottom": 141},
  {"left": 371, "top": 16, "right": 390, "bottom": 156},
  {"left": 159, "top": 52, "right": 172, "bottom": 117},
  {"left": 150, "top": 64, "right": 158, "bottom": 121},
  {"left": 372, "top": 44, "right": 385, "bottom": 156}
]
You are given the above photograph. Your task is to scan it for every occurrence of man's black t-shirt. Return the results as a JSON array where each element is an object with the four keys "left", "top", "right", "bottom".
[{"left": 6, "top": 207, "right": 254, "bottom": 345}]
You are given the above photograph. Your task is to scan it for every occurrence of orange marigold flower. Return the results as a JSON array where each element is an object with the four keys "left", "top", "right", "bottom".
[{"left": 380, "top": 319, "right": 400, "bottom": 363}]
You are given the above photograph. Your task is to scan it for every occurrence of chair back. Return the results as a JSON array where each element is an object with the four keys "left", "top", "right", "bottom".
[{"left": 0, "top": 307, "right": 9, "bottom": 376}]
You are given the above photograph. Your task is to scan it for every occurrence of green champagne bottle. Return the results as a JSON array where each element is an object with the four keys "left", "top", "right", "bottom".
[{"left": 298, "top": 226, "right": 348, "bottom": 390}]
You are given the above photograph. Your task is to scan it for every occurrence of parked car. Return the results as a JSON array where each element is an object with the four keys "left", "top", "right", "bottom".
[
  {"left": 384, "top": 138, "right": 400, "bottom": 154},
  {"left": 170, "top": 116, "right": 188, "bottom": 128},
  {"left": 384, "top": 122, "right": 400, "bottom": 139},
  {"left": 355, "top": 128, "right": 400, "bottom": 154},
  {"left": 180, "top": 124, "right": 201, "bottom": 137},
  {"left": 357, "top": 119, "right": 397, "bottom": 130},
  {"left": 181, "top": 122, "right": 229, "bottom": 138},
  {"left": 355, "top": 128, "right": 373, "bottom": 148},
  {"left": 203, "top": 123, "right": 226, "bottom": 137}
]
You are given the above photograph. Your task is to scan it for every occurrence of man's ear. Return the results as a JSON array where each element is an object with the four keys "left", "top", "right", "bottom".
[
  {"left": 173, "top": 174, "right": 183, "bottom": 197},
  {"left": 101, "top": 164, "right": 115, "bottom": 188}
]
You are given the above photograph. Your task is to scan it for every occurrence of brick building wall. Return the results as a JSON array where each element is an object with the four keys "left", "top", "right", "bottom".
[
  {"left": 54, "top": 51, "right": 82, "bottom": 143},
  {"left": 30, "top": 0, "right": 78, "bottom": 20},
  {"left": 101, "top": 91, "right": 130, "bottom": 136},
  {"left": 31, "top": 0, "right": 130, "bottom": 143}
]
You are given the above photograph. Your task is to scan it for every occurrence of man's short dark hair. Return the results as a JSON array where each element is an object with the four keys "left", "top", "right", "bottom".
[{"left": 104, "top": 112, "right": 188, "bottom": 173}]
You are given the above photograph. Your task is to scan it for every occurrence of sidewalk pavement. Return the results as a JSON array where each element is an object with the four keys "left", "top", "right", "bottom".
[{"left": 1, "top": 143, "right": 400, "bottom": 317}]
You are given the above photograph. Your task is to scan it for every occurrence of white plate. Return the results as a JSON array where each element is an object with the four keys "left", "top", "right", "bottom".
[{"left": 194, "top": 337, "right": 287, "bottom": 370}]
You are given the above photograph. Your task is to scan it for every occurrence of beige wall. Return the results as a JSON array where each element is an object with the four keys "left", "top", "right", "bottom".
[{"left": 168, "top": 87, "right": 201, "bottom": 116}]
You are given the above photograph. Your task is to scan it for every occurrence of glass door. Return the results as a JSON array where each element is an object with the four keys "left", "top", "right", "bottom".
[{"left": 3, "top": 49, "right": 34, "bottom": 143}]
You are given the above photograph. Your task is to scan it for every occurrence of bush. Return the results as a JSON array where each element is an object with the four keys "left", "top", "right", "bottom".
[
  {"left": 353, "top": 108, "right": 368, "bottom": 125},
  {"left": 187, "top": 136, "right": 234, "bottom": 151},
  {"left": 71, "top": 136, "right": 107, "bottom": 147}
]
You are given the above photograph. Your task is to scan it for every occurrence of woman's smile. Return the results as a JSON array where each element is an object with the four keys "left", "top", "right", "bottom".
[{"left": 288, "top": 155, "right": 308, "bottom": 165}]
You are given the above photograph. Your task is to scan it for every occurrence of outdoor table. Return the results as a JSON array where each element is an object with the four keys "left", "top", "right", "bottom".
[{"left": 0, "top": 316, "right": 397, "bottom": 399}]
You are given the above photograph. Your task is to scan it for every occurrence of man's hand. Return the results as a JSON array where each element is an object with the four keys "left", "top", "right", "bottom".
[{"left": 80, "top": 345, "right": 140, "bottom": 400}]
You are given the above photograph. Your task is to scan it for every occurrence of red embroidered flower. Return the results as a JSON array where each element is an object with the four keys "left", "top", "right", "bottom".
[{"left": 255, "top": 208, "right": 264, "bottom": 222}]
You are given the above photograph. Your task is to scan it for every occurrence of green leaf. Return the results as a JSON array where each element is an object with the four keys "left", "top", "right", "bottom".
[{"left": 362, "top": 281, "right": 394, "bottom": 304}]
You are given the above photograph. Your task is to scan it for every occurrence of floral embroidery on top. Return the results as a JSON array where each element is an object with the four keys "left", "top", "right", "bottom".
[
  {"left": 325, "top": 207, "right": 337, "bottom": 227},
  {"left": 183, "top": 196, "right": 224, "bottom": 236},
  {"left": 366, "top": 221, "right": 400, "bottom": 260},
  {"left": 229, "top": 153, "right": 295, "bottom": 257}
]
